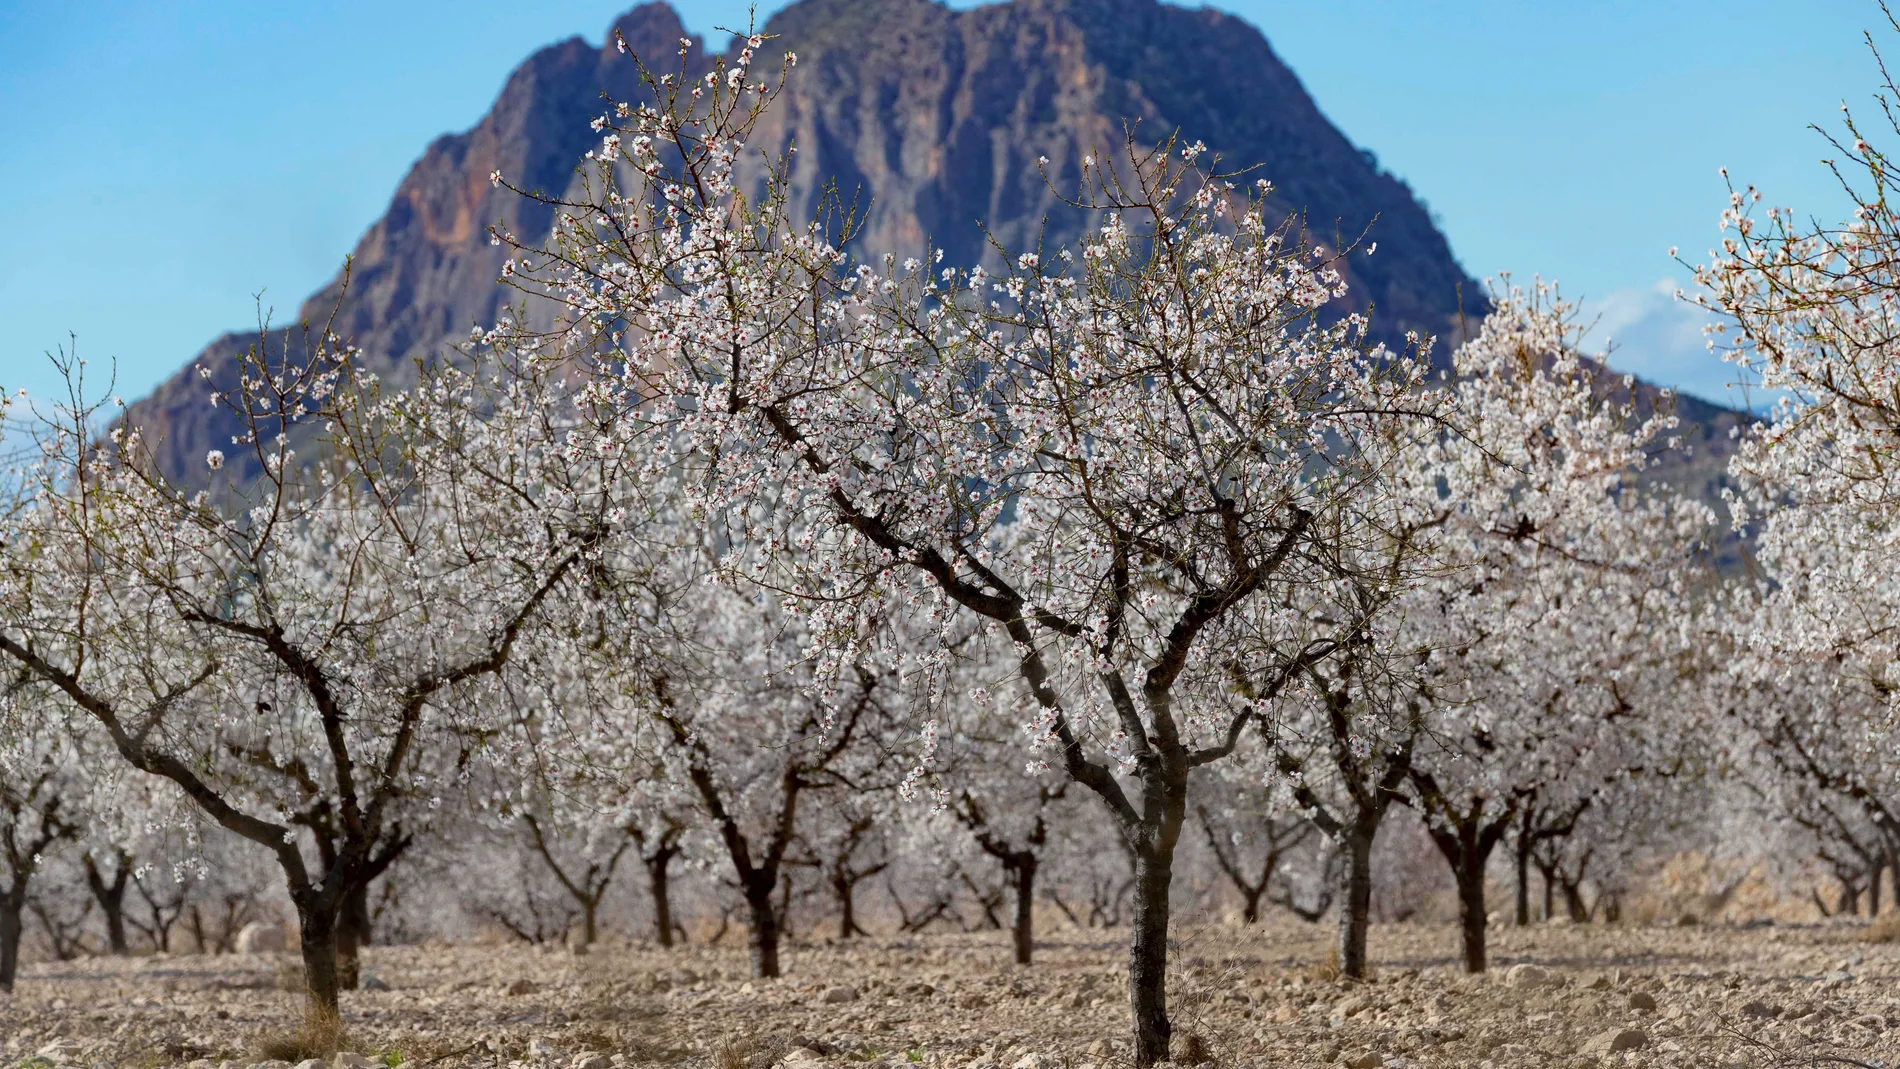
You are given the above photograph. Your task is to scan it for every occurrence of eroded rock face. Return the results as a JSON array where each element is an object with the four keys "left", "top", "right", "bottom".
[{"left": 124, "top": 0, "right": 1480, "bottom": 490}]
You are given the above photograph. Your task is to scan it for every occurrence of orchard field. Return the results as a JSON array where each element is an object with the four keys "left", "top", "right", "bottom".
[
  {"left": 13, "top": 15, "right": 1900, "bottom": 1069},
  {"left": 5, "top": 919, "right": 1900, "bottom": 1069}
]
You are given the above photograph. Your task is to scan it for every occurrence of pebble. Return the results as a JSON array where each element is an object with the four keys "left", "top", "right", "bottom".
[
  {"left": 1583, "top": 1027, "right": 1647, "bottom": 1054},
  {"left": 1504, "top": 963, "right": 1553, "bottom": 989}
]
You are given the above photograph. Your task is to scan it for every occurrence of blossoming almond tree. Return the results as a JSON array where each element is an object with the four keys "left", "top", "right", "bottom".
[
  {"left": 0, "top": 334, "right": 646, "bottom": 1013},
  {"left": 1690, "top": 48, "right": 1900, "bottom": 905},
  {"left": 0, "top": 678, "right": 110, "bottom": 992},
  {"left": 1390, "top": 285, "right": 1713, "bottom": 972},
  {"left": 500, "top": 42, "right": 1446, "bottom": 1063},
  {"left": 639, "top": 570, "right": 910, "bottom": 979}
]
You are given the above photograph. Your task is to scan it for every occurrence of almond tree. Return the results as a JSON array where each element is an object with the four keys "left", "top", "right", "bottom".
[
  {"left": 0, "top": 337, "right": 644, "bottom": 1012},
  {"left": 0, "top": 682, "right": 96, "bottom": 991},
  {"left": 941, "top": 714, "right": 1071, "bottom": 962},
  {"left": 1690, "top": 54, "right": 1900, "bottom": 916},
  {"left": 1387, "top": 285, "right": 1712, "bottom": 971},
  {"left": 1191, "top": 779, "right": 1312, "bottom": 925},
  {"left": 639, "top": 574, "right": 908, "bottom": 979},
  {"left": 499, "top": 41, "right": 1446, "bottom": 1062}
]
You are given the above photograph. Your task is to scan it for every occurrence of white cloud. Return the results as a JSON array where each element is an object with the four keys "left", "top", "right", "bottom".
[{"left": 1577, "top": 279, "right": 1772, "bottom": 411}]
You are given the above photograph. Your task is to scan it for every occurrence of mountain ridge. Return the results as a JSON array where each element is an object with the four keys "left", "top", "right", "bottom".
[{"left": 124, "top": 0, "right": 1742, "bottom": 491}]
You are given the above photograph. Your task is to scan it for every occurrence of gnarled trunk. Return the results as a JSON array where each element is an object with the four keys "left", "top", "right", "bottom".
[
  {"left": 297, "top": 895, "right": 342, "bottom": 1015},
  {"left": 1128, "top": 849, "right": 1173, "bottom": 1067},
  {"left": 335, "top": 879, "right": 370, "bottom": 990},
  {"left": 1513, "top": 817, "right": 1533, "bottom": 927},
  {"left": 646, "top": 847, "right": 677, "bottom": 948},
  {"left": 0, "top": 889, "right": 24, "bottom": 993},
  {"left": 1240, "top": 885, "right": 1265, "bottom": 924},
  {"left": 1454, "top": 864, "right": 1487, "bottom": 973},
  {"left": 744, "top": 883, "right": 780, "bottom": 978},
  {"left": 578, "top": 899, "right": 600, "bottom": 950},
  {"left": 1011, "top": 856, "right": 1036, "bottom": 965},
  {"left": 1561, "top": 879, "right": 1589, "bottom": 923},
  {"left": 84, "top": 854, "right": 131, "bottom": 955},
  {"left": 1335, "top": 828, "right": 1375, "bottom": 979}
]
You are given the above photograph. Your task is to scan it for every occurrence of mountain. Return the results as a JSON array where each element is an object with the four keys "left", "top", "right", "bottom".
[{"left": 125, "top": 0, "right": 1743, "bottom": 492}]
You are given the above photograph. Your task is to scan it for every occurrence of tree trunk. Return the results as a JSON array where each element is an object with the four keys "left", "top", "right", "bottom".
[
  {"left": 1542, "top": 866, "right": 1554, "bottom": 922},
  {"left": 297, "top": 899, "right": 342, "bottom": 1015},
  {"left": 744, "top": 884, "right": 780, "bottom": 979},
  {"left": 1425, "top": 818, "right": 1503, "bottom": 974},
  {"left": 648, "top": 854, "right": 676, "bottom": 949},
  {"left": 1561, "top": 881, "right": 1589, "bottom": 923},
  {"left": 335, "top": 918, "right": 360, "bottom": 991},
  {"left": 580, "top": 899, "right": 599, "bottom": 949},
  {"left": 1870, "top": 859, "right": 1884, "bottom": 917},
  {"left": 1839, "top": 878, "right": 1862, "bottom": 917},
  {"left": 1455, "top": 864, "right": 1487, "bottom": 973},
  {"left": 834, "top": 876, "right": 859, "bottom": 940},
  {"left": 1240, "top": 886, "right": 1263, "bottom": 925},
  {"left": 1128, "top": 849, "right": 1173, "bottom": 1068},
  {"left": 1513, "top": 832, "right": 1532, "bottom": 927},
  {"left": 0, "top": 891, "right": 23, "bottom": 993},
  {"left": 1011, "top": 857, "right": 1036, "bottom": 966},
  {"left": 1335, "top": 829, "right": 1374, "bottom": 979},
  {"left": 86, "top": 860, "right": 130, "bottom": 955},
  {"left": 188, "top": 905, "right": 209, "bottom": 955},
  {"left": 334, "top": 879, "right": 371, "bottom": 991}
]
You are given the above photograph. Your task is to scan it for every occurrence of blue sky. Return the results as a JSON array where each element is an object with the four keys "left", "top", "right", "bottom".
[{"left": 0, "top": 1, "right": 1881, "bottom": 409}]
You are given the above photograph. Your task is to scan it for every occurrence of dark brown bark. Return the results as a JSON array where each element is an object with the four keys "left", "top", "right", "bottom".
[
  {"left": 298, "top": 898, "right": 340, "bottom": 1015},
  {"left": 1011, "top": 856, "right": 1036, "bottom": 966},
  {"left": 823, "top": 815, "right": 887, "bottom": 940},
  {"left": 1336, "top": 828, "right": 1374, "bottom": 978},
  {"left": 1561, "top": 878, "right": 1590, "bottom": 922},
  {"left": 646, "top": 845, "right": 678, "bottom": 948},
  {"left": 0, "top": 893, "right": 21, "bottom": 993},
  {"left": 129, "top": 872, "right": 189, "bottom": 955},
  {"left": 1196, "top": 804, "right": 1309, "bottom": 925},
  {"left": 1410, "top": 780, "right": 1514, "bottom": 974},
  {"left": 1128, "top": 849, "right": 1174, "bottom": 1067},
  {"left": 83, "top": 852, "right": 132, "bottom": 955},
  {"left": 1274, "top": 663, "right": 1422, "bottom": 982},
  {"left": 337, "top": 878, "right": 371, "bottom": 984},
  {"left": 953, "top": 786, "right": 1060, "bottom": 965},
  {"left": 522, "top": 815, "right": 632, "bottom": 952},
  {"left": 1514, "top": 809, "right": 1533, "bottom": 927},
  {"left": 1455, "top": 865, "right": 1488, "bottom": 973},
  {"left": 651, "top": 668, "right": 877, "bottom": 979},
  {"left": 744, "top": 883, "right": 780, "bottom": 978}
]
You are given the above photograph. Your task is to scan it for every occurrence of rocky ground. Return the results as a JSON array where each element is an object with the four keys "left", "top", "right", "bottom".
[{"left": 2, "top": 918, "right": 1898, "bottom": 1069}]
